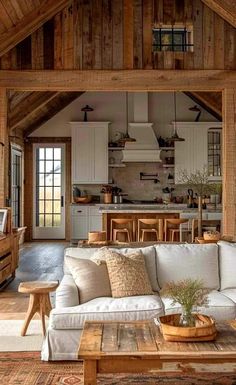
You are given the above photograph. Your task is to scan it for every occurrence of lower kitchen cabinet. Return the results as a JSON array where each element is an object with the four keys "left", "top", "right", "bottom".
[{"left": 70, "top": 205, "right": 102, "bottom": 241}]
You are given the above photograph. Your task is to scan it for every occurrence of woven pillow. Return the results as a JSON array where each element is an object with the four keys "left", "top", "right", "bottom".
[
  {"left": 105, "top": 250, "right": 153, "bottom": 298},
  {"left": 65, "top": 256, "right": 111, "bottom": 304}
]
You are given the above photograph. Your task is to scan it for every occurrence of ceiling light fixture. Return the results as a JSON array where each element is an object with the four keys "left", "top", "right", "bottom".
[
  {"left": 167, "top": 92, "right": 185, "bottom": 142},
  {"left": 189, "top": 104, "right": 202, "bottom": 122}
]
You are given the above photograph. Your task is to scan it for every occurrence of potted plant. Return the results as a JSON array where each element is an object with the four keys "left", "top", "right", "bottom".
[
  {"left": 161, "top": 279, "right": 209, "bottom": 327},
  {"left": 178, "top": 167, "right": 215, "bottom": 237}
]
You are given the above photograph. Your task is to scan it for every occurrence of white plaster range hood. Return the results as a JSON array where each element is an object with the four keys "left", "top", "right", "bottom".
[{"left": 122, "top": 93, "right": 162, "bottom": 162}]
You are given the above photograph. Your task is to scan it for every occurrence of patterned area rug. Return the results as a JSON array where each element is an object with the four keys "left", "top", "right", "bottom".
[{"left": 0, "top": 352, "right": 236, "bottom": 385}]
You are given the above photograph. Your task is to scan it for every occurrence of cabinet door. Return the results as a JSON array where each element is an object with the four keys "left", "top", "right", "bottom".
[
  {"left": 89, "top": 215, "right": 103, "bottom": 232},
  {"left": 72, "top": 126, "right": 92, "bottom": 184},
  {"left": 71, "top": 215, "right": 88, "bottom": 240},
  {"left": 93, "top": 126, "right": 108, "bottom": 183}
]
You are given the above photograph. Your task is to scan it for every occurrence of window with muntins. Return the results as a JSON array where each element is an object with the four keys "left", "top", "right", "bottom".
[{"left": 153, "top": 26, "right": 193, "bottom": 52}]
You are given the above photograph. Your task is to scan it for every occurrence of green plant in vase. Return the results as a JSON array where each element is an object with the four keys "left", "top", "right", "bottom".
[{"left": 161, "top": 279, "right": 209, "bottom": 327}]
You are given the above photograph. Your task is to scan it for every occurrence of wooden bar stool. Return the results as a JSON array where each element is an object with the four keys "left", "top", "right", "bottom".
[
  {"left": 110, "top": 219, "right": 135, "bottom": 243},
  {"left": 137, "top": 219, "right": 160, "bottom": 242},
  {"left": 18, "top": 280, "right": 59, "bottom": 336},
  {"left": 164, "top": 218, "right": 190, "bottom": 242}
]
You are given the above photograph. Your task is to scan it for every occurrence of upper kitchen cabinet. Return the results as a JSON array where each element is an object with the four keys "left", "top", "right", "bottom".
[
  {"left": 71, "top": 122, "right": 110, "bottom": 184},
  {"left": 174, "top": 122, "right": 222, "bottom": 184}
]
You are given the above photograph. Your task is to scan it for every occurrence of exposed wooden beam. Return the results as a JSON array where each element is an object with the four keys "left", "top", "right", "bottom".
[
  {"left": 222, "top": 88, "right": 236, "bottom": 238},
  {"left": 201, "top": 0, "right": 236, "bottom": 28},
  {"left": 23, "top": 92, "right": 83, "bottom": 138},
  {"left": 9, "top": 91, "right": 59, "bottom": 131},
  {"left": 0, "top": 70, "right": 236, "bottom": 91},
  {"left": 0, "top": 88, "right": 7, "bottom": 206},
  {"left": 185, "top": 91, "right": 222, "bottom": 120},
  {"left": 0, "top": 0, "right": 71, "bottom": 57}
]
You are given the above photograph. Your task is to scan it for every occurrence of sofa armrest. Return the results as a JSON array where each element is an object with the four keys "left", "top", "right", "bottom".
[{"left": 56, "top": 274, "right": 79, "bottom": 308}]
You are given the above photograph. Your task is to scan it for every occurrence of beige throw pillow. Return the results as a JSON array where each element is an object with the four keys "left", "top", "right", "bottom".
[
  {"left": 105, "top": 250, "right": 153, "bottom": 298},
  {"left": 65, "top": 256, "right": 111, "bottom": 304}
]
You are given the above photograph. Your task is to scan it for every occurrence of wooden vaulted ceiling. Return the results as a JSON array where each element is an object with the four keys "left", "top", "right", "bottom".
[{"left": 1, "top": 0, "right": 228, "bottom": 137}]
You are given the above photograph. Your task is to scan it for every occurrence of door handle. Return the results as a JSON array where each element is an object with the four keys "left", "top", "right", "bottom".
[{"left": 61, "top": 196, "right": 64, "bottom": 207}]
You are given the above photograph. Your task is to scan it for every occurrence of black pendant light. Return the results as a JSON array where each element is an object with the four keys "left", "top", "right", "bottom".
[
  {"left": 167, "top": 92, "right": 185, "bottom": 142},
  {"left": 120, "top": 92, "right": 136, "bottom": 144},
  {"left": 81, "top": 105, "right": 94, "bottom": 122}
]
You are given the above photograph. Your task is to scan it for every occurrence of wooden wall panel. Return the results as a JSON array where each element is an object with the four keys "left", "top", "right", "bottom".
[
  {"left": 222, "top": 88, "right": 236, "bottom": 238},
  {"left": 1, "top": 0, "right": 236, "bottom": 70},
  {"left": 0, "top": 88, "right": 7, "bottom": 207}
]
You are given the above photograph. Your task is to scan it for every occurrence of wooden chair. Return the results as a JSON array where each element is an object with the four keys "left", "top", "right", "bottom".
[
  {"left": 137, "top": 219, "right": 160, "bottom": 242},
  {"left": 110, "top": 219, "right": 135, "bottom": 243},
  {"left": 164, "top": 218, "right": 190, "bottom": 242}
]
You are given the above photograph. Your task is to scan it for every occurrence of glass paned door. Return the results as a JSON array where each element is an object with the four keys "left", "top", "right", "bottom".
[
  {"left": 11, "top": 147, "right": 22, "bottom": 227},
  {"left": 33, "top": 144, "right": 65, "bottom": 239}
]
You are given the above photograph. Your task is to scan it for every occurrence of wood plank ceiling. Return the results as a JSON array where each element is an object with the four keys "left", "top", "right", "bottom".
[{"left": 1, "top": 0, "right": 227, "bottom": 137}]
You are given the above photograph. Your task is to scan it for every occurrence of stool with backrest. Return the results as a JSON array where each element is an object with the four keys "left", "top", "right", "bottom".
[
  {"left": 110, "top": 218, "right": 135, "bottom": 243},
  {"left": 164, "top": 218, "right": 190, "bottom": 242},
  {"left": 137, "top": 218, "right": 160, "bottom": 242}
]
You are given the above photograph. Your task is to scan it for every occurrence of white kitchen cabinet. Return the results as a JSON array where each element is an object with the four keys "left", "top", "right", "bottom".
[
  {"left": 71, "top": 122, "right": 110, "bottom": 184},
  {"left": 174, "top": 122, "right": 222, "bottom": 184},
  {"left": 70, "top": 205, "right": 102, "bottom": 240}
]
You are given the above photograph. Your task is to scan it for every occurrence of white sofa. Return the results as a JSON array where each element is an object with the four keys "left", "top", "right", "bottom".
[{"left": 41, "top": 241, "right": 236, "bottom": 361}]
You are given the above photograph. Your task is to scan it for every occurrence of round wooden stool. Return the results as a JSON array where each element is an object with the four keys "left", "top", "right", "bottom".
[{"left": 18, "top": 281, "right": 59, "bottom": 336}]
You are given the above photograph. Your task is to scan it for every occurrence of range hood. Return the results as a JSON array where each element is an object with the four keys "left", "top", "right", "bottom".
[{"left": 122, "top": 93, "right": 161, "bottom": 162}]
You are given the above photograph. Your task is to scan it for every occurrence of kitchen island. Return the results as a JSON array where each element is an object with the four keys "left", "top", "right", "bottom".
[{"left": 98, "top": 204, "right": 222, "bottom": 242}]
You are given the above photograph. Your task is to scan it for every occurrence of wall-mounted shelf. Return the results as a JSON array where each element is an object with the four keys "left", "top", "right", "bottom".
[
  {"left": 108, "top": 147, "right": 124, "bottom": 151},
  {"left": 109, "top": 164, "right": 126, "bottom": 168}
]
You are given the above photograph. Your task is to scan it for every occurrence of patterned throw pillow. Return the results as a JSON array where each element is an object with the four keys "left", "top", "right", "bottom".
[{"left": 105, "top": 250, "right": 153, "bottom": 298}]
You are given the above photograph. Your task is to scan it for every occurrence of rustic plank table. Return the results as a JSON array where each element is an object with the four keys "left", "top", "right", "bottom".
[{"left": 78, "top": 320, "right": 236, "bottom": 385}]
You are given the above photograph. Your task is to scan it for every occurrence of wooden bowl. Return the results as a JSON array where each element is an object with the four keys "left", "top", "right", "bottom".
[
  {"left": 74, "top": 195, "right": 92, "bottom": 204},
  {"left": 159, "top": 313, "right": 217, "bottom": 342}
]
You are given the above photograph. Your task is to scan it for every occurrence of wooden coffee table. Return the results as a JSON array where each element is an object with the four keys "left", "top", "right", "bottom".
[{"left": 78, "top": 320, "right": 236, "bottom": 385}]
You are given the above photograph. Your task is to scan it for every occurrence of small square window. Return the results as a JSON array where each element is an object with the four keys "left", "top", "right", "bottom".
[{"left": 153, "top": 26, "right": 193, "bottom": 52}]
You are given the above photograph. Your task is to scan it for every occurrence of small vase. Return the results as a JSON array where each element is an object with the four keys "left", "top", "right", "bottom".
[{"left": 180, "top": 308, "right": 195, "bottom": 327}]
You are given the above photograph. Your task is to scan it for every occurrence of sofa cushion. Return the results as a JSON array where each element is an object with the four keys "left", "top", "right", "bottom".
[
  {"left": 64, "top": 245, "right": 159, "bottom": 291},
  {"left": 161, "top": 290, "right": 236, "bottom": 321},
  {"left": 65, "top": 256, "right": 111, "bottom": 304},
  {"left": 105, "top": 250, "right": 153, "bottom": 298},
  {"left": 50, "top": 294, "right": 164, "bottom": 330},
  {"left": 155, "top": 244, "right": 219, "bottom": 289},
  {"left": 55, "top": 274, "right": 80, "bottom": 308},
  {"left": 218, "top": 241, "right": 236, "bottom": 290}
]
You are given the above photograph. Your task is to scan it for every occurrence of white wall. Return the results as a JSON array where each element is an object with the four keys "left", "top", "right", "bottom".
[{"left": 31, "top": 91, "right": 217, "bottom": 138}]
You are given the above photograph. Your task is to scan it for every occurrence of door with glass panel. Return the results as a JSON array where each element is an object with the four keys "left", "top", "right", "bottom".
[{"left": 33, "top": 144, "right": 65, "bottom": 239}]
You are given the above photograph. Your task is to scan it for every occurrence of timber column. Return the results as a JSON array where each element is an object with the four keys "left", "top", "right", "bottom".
[
  {"left": 222, "top": 89, "right": 236, "bottom": 239},
  {"left": 0, "top": 88, "right": 7, "bottom": 207}
]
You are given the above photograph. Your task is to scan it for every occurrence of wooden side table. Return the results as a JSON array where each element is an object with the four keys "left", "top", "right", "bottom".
[{"left": 18, "top": 280, "right": 59, "bottom": 336}]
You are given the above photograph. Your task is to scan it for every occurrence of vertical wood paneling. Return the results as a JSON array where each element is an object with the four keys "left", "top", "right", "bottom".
[
  {"left": 193, "top": 0, "right": 203, "bottom": 69},
  {"left": 153, "top": 0, "right": 163, "bottom": 25},
  {"left": 43, "top": 19, "right": 54, "bottom": 69},
  {"left": 82, "top": 0, "right": 93, "bottom": 69},
  {"left": 0, "top": 88, "right": 7, "bottom": 207},
  {"left": 163, "top": 0, "right": 175, "bottom": 24},
  {"left": 163, "top": 51, "right": 174, "bottom": 69},
  {"left": 31, "top": 26, "right": 44, "bottom": 69},
  {"left": 62, "top": 3, "right": 74, "bottom": 69},
  {"left": 133, "top": 0, "right": 143, "bottom": 69},
  {"left": 123, "top": 0, "right": 133, "bottom": 69},
  {"left": 214, "top": 13, "right": 224, "bottom": 69},
  {"left": 102, "top": 0, "right": 112, "bottom": 69},
  {"left": 184, "top": 0, "right": 193, "bottom": 22},
  {"left": 54, "top": 12, "right": 63, "bottom": 69},
  {"left": 174, "top": 52, "right": 184, "bottom": 69},
  {"left": 143, "top": 0, "right": 153, "bottom": 69},
  {"left": 224, "top": 23, "right": 236, "bottom": 70},
  {"left": 175, "top": 0, "right": 184, "bottom": 23},
  {"left": 16, "top": 36, "right": 32, "bottom": 69},
  {"left": 203, "top": 5, "right": 214, "bottom": 69},
  {"left": 73, "top": 0, "right": 83, "bottom": 69},
  {"left": 92, "top": 0, "right": 102, "bottom": 69},
  {"left": 222, "top": 88, "right": 236, "bottom": 238},
  {"left": 112, "top": 0, "right": 123, "bottom": 69}
]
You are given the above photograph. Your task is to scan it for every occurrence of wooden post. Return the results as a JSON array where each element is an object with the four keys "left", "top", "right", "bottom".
[
  {"left": 222, "top": 88, "right": 236, "bottom": 238},
  {"left": 0, "top": 88, "right": 7, "bottom": 207}
]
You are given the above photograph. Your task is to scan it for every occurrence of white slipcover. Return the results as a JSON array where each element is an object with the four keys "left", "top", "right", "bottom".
[{"left": 218, "top": 241, "right": 236, "bottom": 290}]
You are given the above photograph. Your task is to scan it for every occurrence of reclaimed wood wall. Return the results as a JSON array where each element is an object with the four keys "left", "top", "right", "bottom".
[{"left": 0, "top": 0, "right": 235, "bottom": 71}]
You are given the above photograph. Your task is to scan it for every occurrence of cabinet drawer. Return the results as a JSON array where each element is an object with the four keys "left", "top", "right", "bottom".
[
  {"left": 71, "top": 206, "right": 89, "bottom": 216},
  {"left": 0, "top": 264, "right": 11, "bottom": 283},
  {"left": 0, "top": 237, "right": 11, "bottom": 255},
  {"left": 0, "top": 254, "right": 11, "bottom": 271},
  {"left": 89, "top": 207, "right": 101, "bottom": 216}
]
